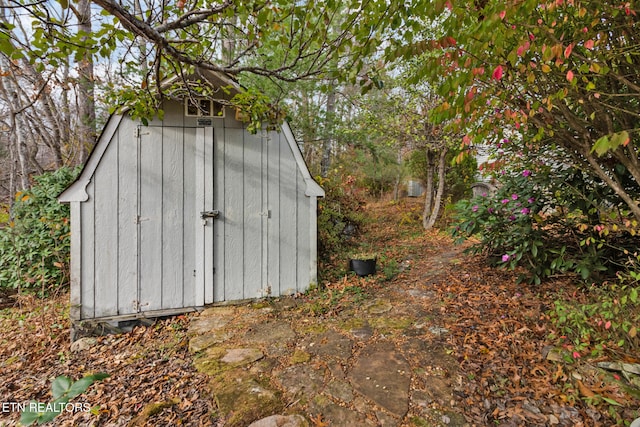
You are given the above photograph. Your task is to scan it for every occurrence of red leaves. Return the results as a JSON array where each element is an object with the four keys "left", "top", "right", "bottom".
[
  {"left": 563, "top": 43, "right": 573, "bottom": 58},
  {"left": 566, "top": 70, "right": 574, "bottom": 82},
  {"left": 517, "top": 41, "right": 530, "bottom": 57},
  {"left": 492, "top": 65, "right": 504, "bottom": 80}
]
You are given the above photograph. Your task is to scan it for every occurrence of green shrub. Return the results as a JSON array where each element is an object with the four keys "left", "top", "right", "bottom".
[
  {"left": 548, "top": 274, "right": 640, "bottom": 360},
  {"left": 450, "top": 165, "right": 637, "bottom": 284},
  {"left": 316, "top": 172, "right": 366, "bottom": 276},
  {"left": 0, "top": 167, "right": 80, "bottom": 294}
]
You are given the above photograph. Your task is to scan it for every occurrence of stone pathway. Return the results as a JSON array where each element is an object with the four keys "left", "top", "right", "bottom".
[{"left": 187, "top": 249, "right": 469, "bottom": 427}]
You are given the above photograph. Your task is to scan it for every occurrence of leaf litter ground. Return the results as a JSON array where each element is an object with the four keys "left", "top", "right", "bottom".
[{"left": 0, "top": 198, "right": 638, "bottom": 426}]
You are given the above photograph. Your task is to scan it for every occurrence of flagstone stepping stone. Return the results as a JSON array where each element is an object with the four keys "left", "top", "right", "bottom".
[
  {"left": 247, "top": 414, "right": 309, "bottom": 427},
  {"left": 364, "top": 298, "right": 393, "bottom": 314},
  {"left": 348, "top": 341, "right": 411, "bottom": 417},
  {"left": 306, "top": 329, "right": 353, "bottom": 360},
  {"left": 210, "top": 369, "right": 283, "bottom": 427},
  {"left": 309, "top": 395, "right": 370, "bottom": 426},
  {"left": 404, "top": 288, "right": 436, "bottom": 299},
  {"left": 188, "top": 331, "right": 231, "bottom": 353},
  {"left": 188, "top": 316, "right": 230, "bottom": 335},
  {"left": 221, "top": 348, "right": 264, "bottom": 365},
  {"left": 244, "top": 321, "right": 296, "bottom": 345},
  {"left": 349, "top": 322, "right": 374, "bottom": 340},
  {"left": 274, "top": 364, "right": 326, "bottom": 397},
  {"left": 199, "top": 306, "right": 237, "bottom": 317},
  {"left": 376, "top": 411, "right": 400, "bottom": 427},
  {"left": 324, "top": 379, "right": 354, "bottom": 403}
]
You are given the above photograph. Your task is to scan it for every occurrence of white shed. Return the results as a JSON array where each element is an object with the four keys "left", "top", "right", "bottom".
[{"left": 59, "top": 71, "right": 324, "bottom": 328}]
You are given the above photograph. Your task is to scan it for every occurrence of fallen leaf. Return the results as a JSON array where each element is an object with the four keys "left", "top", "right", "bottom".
[
  {"left": 310, "top": 413, "right": 329, "bottom": 427},
  {"left": 577, "top": 380, "right": 595, "bottom": 398}
]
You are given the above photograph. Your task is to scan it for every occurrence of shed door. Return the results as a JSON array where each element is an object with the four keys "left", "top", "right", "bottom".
[{"left": 137, "top": 125, "right": 214, "bottom": 313}]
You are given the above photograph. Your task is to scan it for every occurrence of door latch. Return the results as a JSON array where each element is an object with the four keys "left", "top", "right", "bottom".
[{"left": 200, "top": 210, "right": 220, "bottom": 219}]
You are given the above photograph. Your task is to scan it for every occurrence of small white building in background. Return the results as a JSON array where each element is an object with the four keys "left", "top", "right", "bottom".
[{"left": 59, "top": 70, "right": 324, "bottom": 332}]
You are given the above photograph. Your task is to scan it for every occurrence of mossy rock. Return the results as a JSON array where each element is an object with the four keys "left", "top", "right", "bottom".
[
  {"left": 364, "top": 298, "right": 393, "bottom": 315},
  {"left": 337, "top": 318, "right": 366, "bottom": 332},
  {"left": 369, "top": 316, "right": 413, "bottom": 334},
  {"left": 290, "top": 349, "right": 312, "bottom": 364},
  {"left": 294, "top": 322, "right": 328, "bottom": 335},
  {"left": 193, "top": 348, "right": 228, "bottom": 376},
  {"left": 194, "top": 346, "right": 264, "bottom": 376},
  {"left": 210, "top": 368, "right": 284, "bottom": 427}
]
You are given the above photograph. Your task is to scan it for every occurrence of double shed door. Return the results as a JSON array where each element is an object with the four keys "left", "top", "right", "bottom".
[{"left": 136, "top": 125, "right": 215, "bottom": 313}]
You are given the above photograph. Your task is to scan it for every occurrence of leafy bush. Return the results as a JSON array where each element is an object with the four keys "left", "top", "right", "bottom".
[
  {"left": 450, "top": 165, "right": 638, "bottom": 284},
  {"left": 0, "top": 167, "right": 79, "bottom": 293},
  {"left": 548, "top": 271, "right": 640, "bottom": 361},
  {"left": 316, "top": 172, "right": 366, "bottom": 277}
]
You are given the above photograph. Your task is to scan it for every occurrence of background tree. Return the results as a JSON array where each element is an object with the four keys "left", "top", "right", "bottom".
[
  {"left": 0, "top": 0, "right": 103, "bottom": 200},
  {"left": 397, "top": 0, "right": 640, "bottom": 223}
]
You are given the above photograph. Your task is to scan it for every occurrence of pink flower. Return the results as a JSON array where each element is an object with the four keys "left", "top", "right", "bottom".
[
  {"left": 511, "top": 194, "right": 518, "bottom": 200},
  {"left": 522, "top": 170, "right": 531, "bottom": 177},
  {"left": 502, "top": 254, "right": 510, "bottom": 262},
  {"left": 521, "top": 208, "right": 530, "bottom": 215},
  {"left": 472, "top": 205, "right": 479, "bottom": 212},
  {"left": 501, "top": 199, "right": 509, "bottom": 204},
  {"left": 528, "top": 197, "right": 535, "bottom": 203},
  {"left": 572, "top": 351, "right": 581, "bottom": 359}
]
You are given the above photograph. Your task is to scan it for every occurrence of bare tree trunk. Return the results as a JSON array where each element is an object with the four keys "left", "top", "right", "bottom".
[
  {"left": 424, "top": 147, "right": 448, "bottom": 230},
  {"left": 75, "top": 0, "right": 96, "bottom": 162},
  {"left": 393, "top": 149, "right": 402, "bottom": 201},
  {"left": 12, "top": 110, "right": 30, "bottom": 190},
  {"left": 422, "top": 149, "right": 434, "bottom": 229},
  {"left": 320, "top": 81, "right": 335, "bottom": 178}
]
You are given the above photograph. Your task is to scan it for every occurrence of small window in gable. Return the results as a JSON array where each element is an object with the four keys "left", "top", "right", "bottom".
[{"left": 185, "top": 98, "right": 225, "bottom": 117}]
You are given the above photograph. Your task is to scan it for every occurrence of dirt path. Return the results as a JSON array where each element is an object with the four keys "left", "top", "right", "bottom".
[{"left": 184, "top": 235, "right": 469, "bottom": 426}]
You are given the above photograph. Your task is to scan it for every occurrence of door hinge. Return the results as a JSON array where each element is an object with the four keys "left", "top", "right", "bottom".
[{"left": 134, "top": 127, "right": 150, "bottom": 138}]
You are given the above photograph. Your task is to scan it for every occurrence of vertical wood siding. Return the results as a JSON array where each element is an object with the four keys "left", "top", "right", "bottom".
[
  {"left": 77, "top": 101, "right": 317, "bottom": 320},
  {"left": 117, "top": 119, "right": 138, "bottom": 315}
]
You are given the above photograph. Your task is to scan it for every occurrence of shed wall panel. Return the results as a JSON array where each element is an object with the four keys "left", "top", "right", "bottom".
[
  {"left": 80, "top": 182, "right": 95, "bottom": 319},
  {"left": 213, "top": 127, "right": 226, "bottom": 302},
  {"left": 139, "top": 128, "right": 164, "bottom": 311},
  {"left": 69, "top": 202, "right": 82, "bottom": 321},
  {"left": 194, "top": 128, "right": 205, "bottom": 305},
  {"left": 117, "top": 120, "right": 138, "bottom": 315},
  {"left": 243, "top": 131, "right": 263, "bottom": 298},
  {"left": 266, "top": 131, "right": 281, "bottom": 296},
  {"left": 93, "top": 133, "right": 119, "bottom": 317},
  {"left": 203, "top": 126, "right": 215, "bottom": 304},
  {"left": 296, "top": 168, "right": 312, "bottom": 292},
  {"left": 163, "top": 101, "right": 185, "bottom": 127},
  {"left": 182, "top": 127, "right": 197, "bottom": 307},
  {"left": 224, "top": 128, "right": 245, "bottom": 300},
  {"left": 279, "top": 137, "right": 298, "bottom": 295},
  {"left": 162, "top": 126, "right": 184, "bottom": 308}
]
